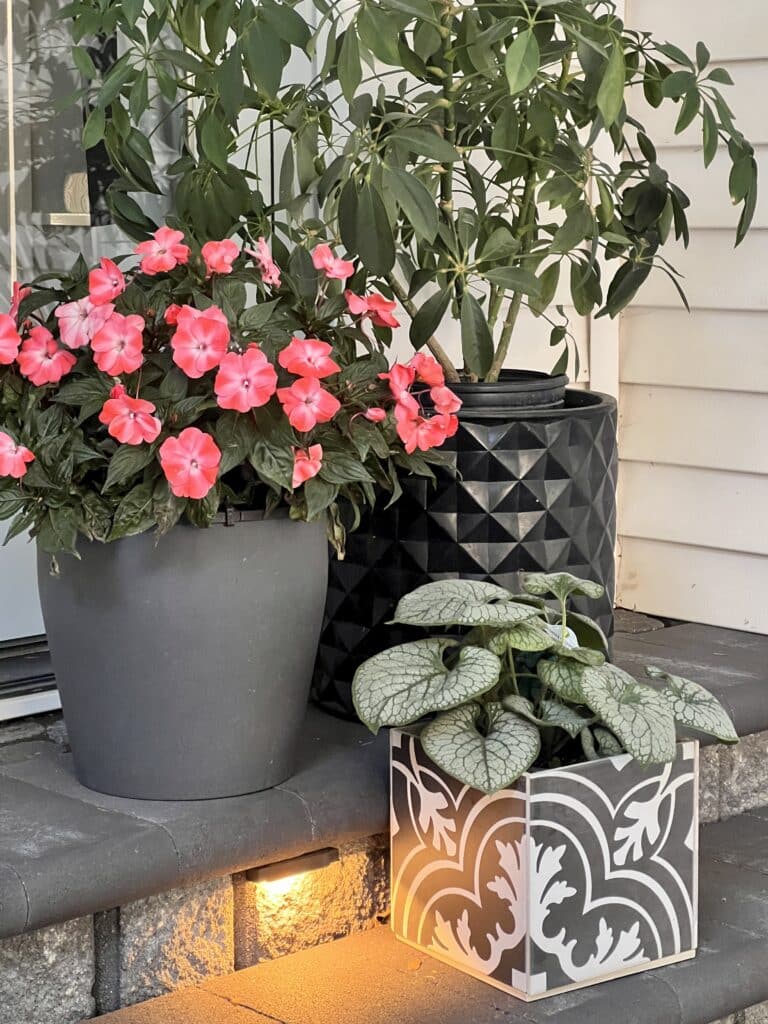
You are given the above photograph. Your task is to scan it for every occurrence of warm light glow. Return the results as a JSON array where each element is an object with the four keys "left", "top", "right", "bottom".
[{"left": 257, "top": 872, "right": 307, "bottom": 901}]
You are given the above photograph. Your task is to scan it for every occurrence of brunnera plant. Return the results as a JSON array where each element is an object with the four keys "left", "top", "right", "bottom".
[
  {"left": 64, "top": 0, "right": 757, "bottom": 383},
  {"left": 352, "top": 574, "right": 737, "bottom": 793},
  {"left": 0, "top": 230, "right": 461, "bottom": 560}
]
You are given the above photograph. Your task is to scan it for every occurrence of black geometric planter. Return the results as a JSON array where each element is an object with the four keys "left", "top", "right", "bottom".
[{"left": 312, "top": 386, "right": 618, "bottom": 717}]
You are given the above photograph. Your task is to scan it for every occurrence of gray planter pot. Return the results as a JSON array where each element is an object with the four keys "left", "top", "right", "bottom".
[
  {"left": 37, "top": 512, "right": 328, "bottom": 800},
  {"left": 390, "top": 730, "right": 698, "bottom": 1000}
]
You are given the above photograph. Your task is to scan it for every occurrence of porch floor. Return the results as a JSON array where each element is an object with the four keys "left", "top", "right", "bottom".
[{"left": 94, "top": 803, "right": 768, "bottom": 1024}]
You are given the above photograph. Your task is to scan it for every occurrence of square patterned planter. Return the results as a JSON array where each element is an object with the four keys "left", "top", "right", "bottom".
[{"left": 390, "top": 730, "right": 699, "bottom": 1000}]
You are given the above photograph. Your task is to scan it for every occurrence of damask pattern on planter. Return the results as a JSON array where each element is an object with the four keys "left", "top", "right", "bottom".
[{"left": 390, "top": 731, "right": 698, "bottom": 1000}]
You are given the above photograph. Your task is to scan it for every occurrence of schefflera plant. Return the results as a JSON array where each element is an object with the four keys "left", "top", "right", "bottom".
[{"left": 352, "top": 574, "right": 738, "bottom": 793}]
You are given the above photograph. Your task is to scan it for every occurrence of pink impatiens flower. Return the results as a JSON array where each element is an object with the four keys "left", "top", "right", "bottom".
[
  {"left": 410, "top": 352, "right": 445, "bottom": 387},
  {"left": 135, "top": 227, "right": 191, "bottom": 276},
  {"left": 394, "top": 403, "right": 458, "bottom": 454},
  {"left": 364, "top": 407, "right": 387, "bottom": 423},
  {"left": 277, "top": 377, "right": 341, "bottom": 432},
  {"left": 159, "top": 427, "right": 221, "bottom": 500},
  {"left": 311, "top": 243, "right": 354, "bottom": 281},
  {"left": 91, "top": 312, "right": 145, "bottom": 375},
  {"left": 345, "top": 290, "right": 400, "bottom": 328},
  {"left": 278, "top": 337, "right": 341, "bottom": 379},
  {"left": 88, "top": 258, "right": 126, "bottom": 306},
  {"left": 248, "top": 237, "right": 281, "bottom": 288},
  {"left": 0, "top": 431, "right": 34, "bottom": 479},
  {"left": 379, "top": 363, "right": 416, "bottom": 404},
  {"left": 430, "top": 385, "right": 462, "bottom": 415},
  {"left": 292, "top": 444, "right": 323, "bottom": 488},
  {"left": 98, "top": 385, "right": 162, "bottom": 446},
  {"left": 164, "top": 304, "right": 183, "bottom": 325},
  {"left": 170, "top": 305, "right": 230, "bottom": 378},
  {"left": 214, "top": 345, "right": 278, "bottom": 413},
  {"left": 8, "top": 281, "right": 31, "bottom": 323},
  {"left": 0, "top": 313, "right": 21, "bottom": 364},
  {"left": 201, "top": 239, "right": 240, "bottom": 276},
  {"left": 17, "top": 327, "right": 76, "bottom": 385},
  {"left": 55, "top": 296, "right": 114, "bottom": 349}
]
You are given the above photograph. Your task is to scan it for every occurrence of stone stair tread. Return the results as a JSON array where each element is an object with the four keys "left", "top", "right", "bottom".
[{"left": 92, "top": 804, "right": 768, "bottom": 1024}]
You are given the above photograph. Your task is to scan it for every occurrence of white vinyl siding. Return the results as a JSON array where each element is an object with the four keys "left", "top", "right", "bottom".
[{"left": 616, "top": 0, "right": 768, "bottom": 633}]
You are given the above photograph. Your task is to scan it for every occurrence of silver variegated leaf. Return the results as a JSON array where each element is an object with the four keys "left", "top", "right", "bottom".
[
  {"left": 581, "top": 663, "right": 677, "bottom": 766},
  {"left": 553, "top": 643, "right": 605, "bottom": 667},
  {"left": 594, "top": 726, "right": 625, "bottom": 757},
  {"left": 488, "top": 617, "right": 555, "bottom": 654},
  {"left": 537, "top": 657, "right": 587, "bottom": 702},
  {"left": 522, "top": 571, "right": 605, "bottom": 602},
  {"left": 540, "top": 699, "right": 596, "bottom": 737},
  {"left": 391, "top": 580, "right": 538, "bottom": 628},
  {"left": 352, "top": 639, "right": 501, "bottom": 732},
  {"left": 646, "top": 666, "right": 738, "bottom": 743},
  {"left": 421, "top": 702, "right": 540, "bottom": 793},
  {"left": 502, "top": 694, "right": 537, "bottom": 719},
  {"left": 544, "top": 623, "right": 579, "bottom": 648}
]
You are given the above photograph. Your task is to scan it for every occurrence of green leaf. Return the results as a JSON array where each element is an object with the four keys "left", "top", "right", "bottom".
[
  {"left": 581, "top": 663, "right": 677, "bottom": 766},
  {"left": 537, "top": 657, "right": 587, "bottom": 703},
  {"left": 261, "top": 0, "right": 311, "bottom": 49},
  {"left": 460, "top": 291, "right": 494, "bottom": 378},
  {"left": 422, "top": 702, "right": 540, "bottom": 793},
  {"left": 199, "top": 112, "right": 232, "bottom": 171},
  {"left": 340, "top": 181, "right": 395, "bottom": 276},
  {"left": 596, "top": 41, "right": 626, "bottom": 127},
  {"left": 523, "top": 571, "right": 604, "bottom": 603},
  {"left": 103, "top": 444, "right": 156, "bottom": 492},
  {"left": 108, "top": 481, "right": 156, "bottom": 541},
  {"left": 82, "top": 106, "right": 106, "bottom": 149},
  {"left": 695, "top": 41, "right": 710, "bottom": 72},
  {"left": 379, "top": 0, "right": 436, "bottom": 22},
  {"left": 528, "top": 262, "right": 560, "bottom": 316},
  {"left": 478, "top": 227, "right": 518, "bottom": 264},
  {"left": 410, "top": 288, "right": 451, "bottom": 349},
  {"left": 385, "top": 167, "right": 439, "bottom": 243},
  {"left": 540, "top": 699, "right": 596, "bottom": 737},
  {"left": 303, "top": 476, "right": 337, "bottom": 517},
  {"left": 487, "top": 618, "right": 555, "bottom": 655},
  {"left": 392, "top": 580, "right": 538, "bottom": 628},
  {"left": 551, "top": 204, "right": 594, "bottom": 253},
  {"left": 484, "top": 267, "right": 541, "bottom": 296},
  {"left": 218, "top": 46, "right": 245, "bottom": 120},
  {"left": 491, "top": 102, "right": 520, "bottom": 161},
  {"left": 244, "top": 21, "right": 283, "bottom": 97},
  {"left": 706, "top": 67, "right": 734, "bottom": 86},
  {"left": 338, "top": 28, "right": 362, "bottom": 104},
  {"left": 646, "top": 666, "right": 738, "bottom": 743},
  {"left": 72, "top": 45, "right": 97, "bottom": 79},
  {"left": 352, "top": 639, "right": 501, "bottom": 732},
  {"left": 505, "top": 29, "right": 540, "bottom": 96},
  {"left": 388, "top": 125, "right": 460, "bottom": 164},
  {"left": 662, "top": 70, "right": 697, "bottom": 99},
  {"left": 702, "top": 104, "right": 718, "bottom": 167}
]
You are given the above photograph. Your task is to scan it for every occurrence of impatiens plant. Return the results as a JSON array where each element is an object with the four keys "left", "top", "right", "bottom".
[
  {"left": 352, "top": 574, "right": 737, "bottom": 793},
  {"left": 0, "top": 227, "right": 461, "bottom": 560},
  {"left": 67, "top": 0, "right": 757, "bottom": 382}
]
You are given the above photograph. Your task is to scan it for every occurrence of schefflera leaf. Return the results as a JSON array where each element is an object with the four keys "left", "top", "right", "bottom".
[
  {"left": 522, "top": 571, "right": 605, "bottom": 603},
  {"left": 391, "top": 580, "right": 538, "bottom": 628},
  {"left": 646, "top": 665, "right": 738, "bottom": 743},
  {"left": 351, "top": 638, "right": 501, "bottom": 733},
  {"left": 422, "top": 702, "right": 540, "bottom": 794},
  {"left": 581, "top": 663, "right": 677, "bottom": 766}
]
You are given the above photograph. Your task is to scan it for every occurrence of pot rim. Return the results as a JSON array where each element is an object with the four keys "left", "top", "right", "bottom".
[{"left": 455, "top": 387, "right": 617, "bottom": 422}]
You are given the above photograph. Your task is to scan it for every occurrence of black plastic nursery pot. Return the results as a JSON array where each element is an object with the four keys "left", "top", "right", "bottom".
[
  {"left": 313, "top": 372, "right": 618, "bottom": 718},
  {"left": 37, "top": 511, "right": 328, "bottom": 800}
]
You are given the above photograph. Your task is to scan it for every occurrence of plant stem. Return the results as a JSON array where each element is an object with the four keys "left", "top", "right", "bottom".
[
  {"left": 385, "top": 274, "right": 460, "bottom": 382},
  {"left": 486, "top": 169, "right": 537, "bottom": 382},
  {"left": 439, "top": 3, "right": 456, "bottom": 225}
]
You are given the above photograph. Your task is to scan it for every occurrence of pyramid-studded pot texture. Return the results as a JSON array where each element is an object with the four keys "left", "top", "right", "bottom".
[
  {"left": 390, "top": 729, "right": 699, "bottom": 1001},
  {"left": 313, "top": 389, "right": 618, "bottom": 717}
]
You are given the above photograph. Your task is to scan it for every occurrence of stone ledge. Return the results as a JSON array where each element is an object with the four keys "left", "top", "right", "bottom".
[
  {"left": 0, "top": 709, "right": 387, "bottom": 939},
  {"left": 0, "top": 621, "right": 764, "bottom": 942},
  {"left": 95, "top": 806, "right": 768, "bottom": 1024}
]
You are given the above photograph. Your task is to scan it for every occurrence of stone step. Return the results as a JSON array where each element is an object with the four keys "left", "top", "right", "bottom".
[{"left": 94, "top": 806, "right": 768, "bottom": 1024}]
